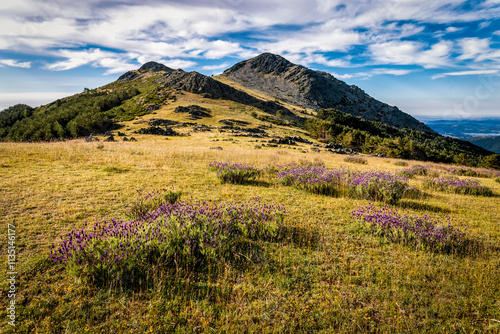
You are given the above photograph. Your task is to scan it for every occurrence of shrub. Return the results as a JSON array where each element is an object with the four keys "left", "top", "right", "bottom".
[
  {"left": 352, "top": 205, "right": 469, "bottom": 254},
  {"left": 423, "top": 176, "right": 493, "bottom": 196},
  {"left": 276, "top": 166, "right": 345, "bottom": 196},
  {"left": 448, "top": 167, "right": 489, "bottom": 178},
  {"left": 209, "top": 161, "right": 261, "bottom": 184},
  {"left": 397, "top": 165, "right": 429, "bottom": 178},
  {"left": 495, "top": 177, "right": 500, "bottom": 183},
  {"left": 275, "top": 165, "right": 410, "bottom": 203},
  {"left": 344, "top": 156, "right": 367, "bottom": 164},
  {"left": 394, "top": 161, "right": 408, "bottom": 166},
  {"left": 347, "top": 170, "right": 409, "bottom": 204},
  {"left": 51, "top": 199, "right": 288, "bottom": 290}
]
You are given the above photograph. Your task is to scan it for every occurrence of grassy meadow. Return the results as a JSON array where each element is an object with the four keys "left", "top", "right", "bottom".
[{"left": 1, "top": 135, "right": 500, "bottom": 333}]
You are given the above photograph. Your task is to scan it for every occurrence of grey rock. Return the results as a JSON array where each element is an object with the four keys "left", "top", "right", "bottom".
[
  {"left": 135, "top": 127, "right": 179, "bottom": 136},
  {"left": 174, "top": 105, "right": 211, "bottom": 119}
]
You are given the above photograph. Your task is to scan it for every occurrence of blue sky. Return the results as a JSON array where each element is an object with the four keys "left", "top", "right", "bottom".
[{"left": 1, "top": 0, "right": 500, "bottom": 120}]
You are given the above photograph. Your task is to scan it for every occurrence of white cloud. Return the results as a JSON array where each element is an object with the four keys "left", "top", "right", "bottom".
[
  {"left": 202, "top": 62, "right": 230, "bottom": 70},
  {"left": 478, "top": 21, "right": 491, "bottom": 30},
  {"left": 432, "top": 69, "right": 499, "bottom": 79},
  {"left": 330, "top": 68, "right": 414, "bottom": 80},
  {"left": 161, "top": 59, "right": 197, "bottom": 70},
  {"left": 370, "top": 40, "right": 452, "bottom": 68},
  {"left": 458, "top": 38, "right": 490, "bottom": 60},
  {"left": 0, "top": 59, "right": 31, "bottom": 68},
  {"left": 371, "top": 68, "right": 414, "bottom": 76},
  {"left": 329, "top": 72, "right": 355, "bottom": 80},
  {"left": 0, "top": 91, "right": 77, "bottom": 110},
  {"left": 258, "top": 27, "right": 362, "bottom": 54},
  {"left": 44, "top": 49, "right": 117, "bottom": 71},
  {"left": 445, "top": 27, "right": 462, "bottom": 33},
  {"left": 0, "top": 0, "right": 499, "bottom": 76}
]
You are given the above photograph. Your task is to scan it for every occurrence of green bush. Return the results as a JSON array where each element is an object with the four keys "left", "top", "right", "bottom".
[
  {"left": 210, "top": 162, "right": 261, "bottom": 184},
  {"left": 344, "top": 156, "right": 367, "bottom": 164}
]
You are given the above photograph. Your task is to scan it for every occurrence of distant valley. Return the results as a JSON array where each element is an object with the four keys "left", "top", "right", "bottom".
[{"left": 425, "top": 118, "right": 500, "bottom": 153}]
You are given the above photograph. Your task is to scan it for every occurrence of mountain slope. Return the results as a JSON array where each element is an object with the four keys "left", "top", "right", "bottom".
[
  {"left": 220, "top": 53, "right": 432, "bottom": 133},
  {"left": 0, "top": 56, "right": 497, "bottom": 168}
]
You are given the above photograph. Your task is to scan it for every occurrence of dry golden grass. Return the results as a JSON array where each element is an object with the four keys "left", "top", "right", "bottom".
[{"left": 1, "top": 136, "right": 500, "bottom": 333}]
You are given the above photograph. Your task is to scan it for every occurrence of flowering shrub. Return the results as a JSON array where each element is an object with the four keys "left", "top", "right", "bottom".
[
  {"left": 447, "top": 167, "right": 489, "bottom": 178},
  {"left": 423, "top": 176, "right": 493, "bottom": 196},
  {"left": 397, "top": 165, "right": 429, "bottom": 178},
  {"left": 51, "top": 199, "right": 288, "bottom": 289},
  {"left": 209, "top": 161, "right": 261, "bottom": 184},
  {"left": 352, "top": 205, "right": 468, "bottom": 253},
  {"left": 276, "top": 166, "right": 345, "bottom": 196},
  {"left": 347, "top": 170, "right": 409, "bottom": 204},
  {"left": 128, "top": 187, "right": 181, "bottom": 218},
  {"left": 344, "top": 156, "right": 367, "bottom": 165},
  {"left": 276, "top": 165, "right": 409, "bottom": 203}
]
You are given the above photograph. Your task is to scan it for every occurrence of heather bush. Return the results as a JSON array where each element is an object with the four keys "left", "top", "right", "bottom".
[
  {"left": 352, "top": 205, "right": 469, "bottom": 254},
  {"left": 448, "top": 167, "right": 489, "bottom": 178},
  {"left": 423, "top": 176, "right": 493, "bottom": 196},
  {"left": 344, "top": 156, "right": 367, "bottom": 164},
  {"left": 209, "top": 161, "right": 261, "bottom": 184},
  {"left": 275, "top": 165, "right": 410, "bottom": 203},
  {"left": 52, "top": 198, "right": 292, "bottom": 290},
  {"left": 495, "top": 177, "right": 500, "bottom": 183},
  {"left": 397, "top": 165, "right": 429, "bottom": 178},
  {"left": 276, "top": 165, "right": 345, "bottom": 196},
  {"left": 347, "top": 170, "right": 409, "bottom": 204},
  {"left": 394, "top": 161, "right": 408, "bottom": 166}
]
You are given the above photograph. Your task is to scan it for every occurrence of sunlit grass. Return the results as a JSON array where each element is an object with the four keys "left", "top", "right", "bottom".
[{"left": 1, "top": 137, "right": 499, "bottom": 333}]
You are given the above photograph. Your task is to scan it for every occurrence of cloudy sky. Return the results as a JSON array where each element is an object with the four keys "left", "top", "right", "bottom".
[{"left": 1, "top": 0, "right": 499, "bottom": 120}]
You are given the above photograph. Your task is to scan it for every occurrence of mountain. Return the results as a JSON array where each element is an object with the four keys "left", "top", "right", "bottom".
[
  {"left": 119, "top": 66, "right": 295, "bottom": 117},
  {"left": 0, "top": 54, "right": 497, "bottom": 168},
  {"left": 220, "top": 53, "right": 433, "bottom": 133}
]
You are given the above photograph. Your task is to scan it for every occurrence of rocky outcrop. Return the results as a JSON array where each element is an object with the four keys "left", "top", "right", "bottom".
[
  {"left": 174, "top": 105, "right": 211, "bottom": 119},
  {"left": 117, "top": 61, "right": 174, "bottom": 82},
  {"left": 135, "top": 126, "right": 179, "bottom": 136},
  {"left": 138, "top": 61, "right": 173, "bottom": 73},
  {"left": 221, "top": 53, "right": 433, "bottom": 133},
  {"left": 159, "top": 69, "right": 298, "bottom": 118}
]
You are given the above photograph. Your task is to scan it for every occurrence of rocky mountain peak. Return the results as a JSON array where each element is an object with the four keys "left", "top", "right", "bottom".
[
  {"left": 224, "top": 52, "right": 295, "bottom": 76},
  {"left": 138, "top": 61, "right": 174, "bottom": 73},
  {"left": 221, "top": 53, "right": 434, "bottom": 133},
  {"left": 117, "top": 61, "right": 174, "bottom": 82}
]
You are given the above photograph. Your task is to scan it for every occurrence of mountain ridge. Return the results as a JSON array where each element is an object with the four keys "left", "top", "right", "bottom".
[
  {"left": 0, "top": 53, "right": 497, "bottom": 168},
  {"left": 220, "top": 53, "right": 433, "bottom": 133}
]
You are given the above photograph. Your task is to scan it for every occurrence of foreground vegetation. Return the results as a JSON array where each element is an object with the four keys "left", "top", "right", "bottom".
[{"left": 1, "top": 138, "right": 500, "bottom": 333}]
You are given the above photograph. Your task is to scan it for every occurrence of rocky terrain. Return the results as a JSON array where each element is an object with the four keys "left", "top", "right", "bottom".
[
  {"left": 120, "top": 64, "right": 296, "bottom": 118},
  {"left": 220, "top": 53, "right": 433, "bottom": 133}
]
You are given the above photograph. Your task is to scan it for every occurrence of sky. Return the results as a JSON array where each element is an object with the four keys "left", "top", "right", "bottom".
[{"left": 1, "top": 0, "right": 500, "bottom": 120}]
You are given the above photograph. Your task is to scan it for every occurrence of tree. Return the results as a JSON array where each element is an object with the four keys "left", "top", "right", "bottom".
[
  {"left": 481, "top": 154, "right": 500, "bottom": 170},
  {"left": 53, "top": 121, "right": 65, "bottom": 138}
]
